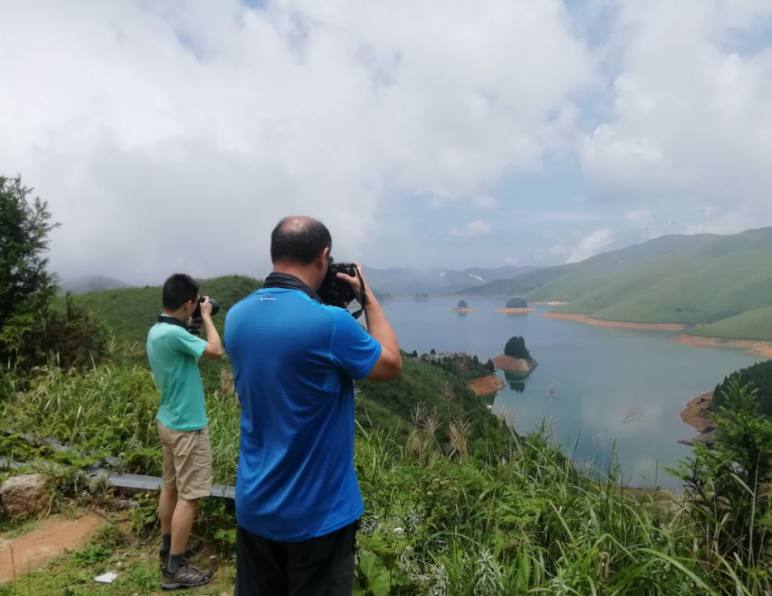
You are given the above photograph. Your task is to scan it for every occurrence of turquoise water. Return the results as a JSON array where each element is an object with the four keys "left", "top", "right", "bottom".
[{"left": 383, "top": 297, "right": 763, "bottom": 490}]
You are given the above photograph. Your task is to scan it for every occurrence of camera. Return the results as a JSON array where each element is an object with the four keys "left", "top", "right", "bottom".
[
  {"left": 189, "top": 296, "right": 220, "bottom": 335},
  {"left": 317, "top": 258, "right": 360, "bottom": 308}
]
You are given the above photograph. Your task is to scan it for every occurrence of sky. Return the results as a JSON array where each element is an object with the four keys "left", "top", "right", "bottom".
[{"left": 2, "top": 0, "right": 772, "bottom": 284}]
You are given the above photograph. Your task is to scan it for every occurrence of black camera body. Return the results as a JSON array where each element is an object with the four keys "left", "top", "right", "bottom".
[
  {"left": 317, "top": 260, "right": 358, "bottom": 308},
  {"left": 189, "top": 296, "right": 220, "bottom": 335}
]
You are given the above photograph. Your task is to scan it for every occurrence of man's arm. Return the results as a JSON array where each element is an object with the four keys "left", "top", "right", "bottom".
[
  {"left": 200, "top": 298, "right": 223, "bottom": 359},
  {"left": 338, "top": 266, "right": 401, "bottom": 381}
]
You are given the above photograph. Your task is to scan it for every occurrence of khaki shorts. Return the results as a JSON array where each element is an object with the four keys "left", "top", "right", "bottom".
[{"left": 158, "top": 422, "right": 212, "bottom": 501}]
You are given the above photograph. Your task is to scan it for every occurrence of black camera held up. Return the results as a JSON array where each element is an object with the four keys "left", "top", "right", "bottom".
[
  {"left": 189, "top": 296, "right": 220, "bottom": 335},
  {"left": 318, "top": 258, "right": 367, "bottom": 318}
]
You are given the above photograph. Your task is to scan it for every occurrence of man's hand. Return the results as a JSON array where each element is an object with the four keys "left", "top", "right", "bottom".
[
  {"left": 336, "top": 263, "right": 368, "bottom": 303},
  {"left": 337, "top": 262, "right": 401, "bottom": 381},
  {"left": 200, "top": 296, "right": 213, "bottom": 319}
]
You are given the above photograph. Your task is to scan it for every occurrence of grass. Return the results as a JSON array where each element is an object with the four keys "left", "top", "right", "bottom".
[
  {"left": 461, "top": 228, "right": 772, "bottom": 340},
  {"left": 0, "top": 517, "right": 236, "bottom": 595},
  {"left": 73, "top": 275, "right": 261, "bottom": 344},
  {"left": 3, "top": 353, "right": 765, "bottom": 593}
]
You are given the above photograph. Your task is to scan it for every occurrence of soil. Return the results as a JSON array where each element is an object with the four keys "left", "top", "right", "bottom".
[
  {"left": 467, "top": 375, "right": 506, "bottom": 397},
  {"left": 673, "top": 334, "right": 772, "bottom": 359},
  {"left": 543, "top": 312, "right": 686, "bottom": 331},
  {"left": 680, "top": 391, "right": 714, "bottom": 433},
  {"left": 495, "top": 308, "right": 534, "bottom": 314},
  {"left": 491, "top": 354, "right": 534, "bottom": 374},
  {"left": 532, "top": 301, "right": 568, "bottom": 306},
  {"left": 0, "top": 512, "right": 106, "bottom": 584},
  {"left": 451, "top": 307, "right": 473, "bottom": 313}
]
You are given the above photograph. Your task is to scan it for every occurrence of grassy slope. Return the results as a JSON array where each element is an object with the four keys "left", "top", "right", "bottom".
[
  {"left": 463, "top": 228, "right": 772, "bottom": 338},
  {"left": 73, "top": 277, "right": 497, "bottom": 452},
  {"left": 74, "top": 275, "right": 262, "bottom": 344},
  {"left": 690, "top": 305, "right": 772, "bottom": 340}
]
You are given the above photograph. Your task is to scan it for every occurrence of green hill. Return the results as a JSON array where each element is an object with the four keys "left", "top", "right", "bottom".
[
  {"left": 74, "top": 275, "right": 262, "bottom": 344},
  {"left": 463, "top": 228, "right": 772, "bottom": 339},
  {"left": 690, "top": 305, "right": 772, "bottom": 341}
]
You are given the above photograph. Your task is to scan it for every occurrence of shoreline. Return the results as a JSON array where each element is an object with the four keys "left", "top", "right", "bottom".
[
  {"left": 673, "top": 334, "right": 772, "bottom": 359},
  {"left": 680, "top": 391, "right": 714, "bottom": 433},
  {"left": 495, "top": 307, "right": 534, "bottom": 314},
  {"left": 451, "top": 307, "right": 474, "bottom": 313},
  {"left": 543, "top": 312, "right": 686, "bottom": 331},
  {"left": 491, "top": 354, "right": 536, "bottom": 375},
  {"left": 467, "top": 375, "right": 506, "bottom": 397},
  {"left": 679, "top": 391, "right": 715, "bottom": 446}
]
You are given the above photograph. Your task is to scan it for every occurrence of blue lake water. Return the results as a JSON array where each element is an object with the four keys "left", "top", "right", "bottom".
[{"left": 382, "top": 297, "right": 763, "bottom": 490}]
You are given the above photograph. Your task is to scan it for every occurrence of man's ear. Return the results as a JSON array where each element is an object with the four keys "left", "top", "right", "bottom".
[{"left": 319, "top": 246, "right": 331, "bottom": 268}]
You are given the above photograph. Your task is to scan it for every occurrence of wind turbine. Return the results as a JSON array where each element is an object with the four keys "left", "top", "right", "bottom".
[{"left": 698, "top": 208, "right": 707, "bottom": 234}]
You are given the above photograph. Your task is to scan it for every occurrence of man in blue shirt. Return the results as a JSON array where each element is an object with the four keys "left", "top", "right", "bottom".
[{"left": 225, "top": 216, "right": 401, "bottom": 595}]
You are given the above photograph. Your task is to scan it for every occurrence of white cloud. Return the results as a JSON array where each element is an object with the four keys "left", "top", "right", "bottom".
[
  {"left": 451, "top": 219, "right": 493, "bottom": 237},
  {"left": 580, "top": 0, "right": 772, "bottom": 232},
  {"left": 626, "top": 209, "right": 651, "bottom": 224},
  {"left": 0, "top": 1, "right": 595, "bottom": 282},
  {"left": 474, "top": 195, "right": 499, "bottom": 209},
  {"left": 565, "top": 229, "right": 614, "bottom": 263}
]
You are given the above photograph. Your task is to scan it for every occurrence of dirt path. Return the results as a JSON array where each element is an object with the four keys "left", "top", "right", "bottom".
[{"left": 0, "top": 512, "right": 106, "bottom": 584}]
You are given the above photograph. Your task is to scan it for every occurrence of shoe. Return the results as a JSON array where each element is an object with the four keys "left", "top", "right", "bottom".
[
  {"left": 161, "top": 563, "right": 213, "bottom": 590},
  {"left": 159, "top": 540, "right": 201, "bottom": 567}
]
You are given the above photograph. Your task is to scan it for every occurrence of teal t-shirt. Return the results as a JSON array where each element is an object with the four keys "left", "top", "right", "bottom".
[{"left": 146, "top": 321, "right": 209, "bottom": 431}]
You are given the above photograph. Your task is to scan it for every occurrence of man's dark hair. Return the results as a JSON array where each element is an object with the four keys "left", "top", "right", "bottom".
[
  {"left": 270, "top": 217, "right": 332, "bottom": 264},
  {"left": 162, "top": 273, "right": 200, "bottom": 310}
]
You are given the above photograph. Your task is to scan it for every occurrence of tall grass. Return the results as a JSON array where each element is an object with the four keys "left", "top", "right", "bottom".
[{"left": 2, "top": 361, "right": 769, "bottom": 593}]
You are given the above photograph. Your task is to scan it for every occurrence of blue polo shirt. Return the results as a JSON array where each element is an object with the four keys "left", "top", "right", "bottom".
[{"left": 224, "top": 287, "right": 382, "bottom": 542}]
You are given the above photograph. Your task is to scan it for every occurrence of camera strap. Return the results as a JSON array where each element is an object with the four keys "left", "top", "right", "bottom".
[
  {"left": 263, "top": 272, "right": 322, "bottom": 303},
  {"left": 350, "top": 267, "right": 367, "bottom": 319},
  {"left": 157, "top": 314, "right": 197, "bottom": 335}
]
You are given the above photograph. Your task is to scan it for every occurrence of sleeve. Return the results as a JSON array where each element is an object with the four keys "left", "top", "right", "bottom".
[
  {"left": 329, "top": 308, "right": 382, "bottom": 380},
  {"left": 171, "top": 326, "right": 208, "bottom": 360}
]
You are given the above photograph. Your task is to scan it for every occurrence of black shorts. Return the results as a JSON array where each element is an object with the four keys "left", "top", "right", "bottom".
[{"left": 235, "top": 521, "right": 357, "bottom": 596}]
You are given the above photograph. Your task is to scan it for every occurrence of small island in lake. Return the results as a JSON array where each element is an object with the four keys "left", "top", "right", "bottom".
[
  {"left": 492, "top": 335, "right": 537, "bottom": 378},
  {"left": 452, "top": 299, "right": 473, "bottom": 313},
  {"left": 496, "top": 296, "right": 534, "bottom": 314}
]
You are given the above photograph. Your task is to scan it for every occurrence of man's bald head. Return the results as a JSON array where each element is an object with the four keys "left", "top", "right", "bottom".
[{"left": 270, "top": 216, "right": 332, "bottom": 264}]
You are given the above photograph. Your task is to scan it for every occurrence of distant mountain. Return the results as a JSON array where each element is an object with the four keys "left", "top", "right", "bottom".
[
  {"left": 365, "top": 265, "right": 537, "bottom": 296},
  {"left": 462, "top": 227, "right": 772, "bottom": 340},
  {"left": 59, "top": 275, "right": 130, "bottom": 294}
]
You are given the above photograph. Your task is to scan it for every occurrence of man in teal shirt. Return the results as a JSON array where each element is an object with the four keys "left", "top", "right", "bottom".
[{"left": 147, "top": 273, "right": 223, "bottom": 590}]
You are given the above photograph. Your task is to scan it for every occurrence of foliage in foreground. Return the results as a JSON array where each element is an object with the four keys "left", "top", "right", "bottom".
[
  {"left": 714, "top": 359, "right": 772, "bottom": 416},
  {"left": 5, "top": 355, "right": 772, "bottom": 593},
  {"left": 677, "top": 379, "right": 772, "bottom": 592}
]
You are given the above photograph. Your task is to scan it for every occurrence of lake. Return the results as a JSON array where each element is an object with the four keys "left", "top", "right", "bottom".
[{"left": 382, "top": 296, "right": 762, "bottom": 490}]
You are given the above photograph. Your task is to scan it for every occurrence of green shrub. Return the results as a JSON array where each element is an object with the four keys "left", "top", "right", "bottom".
[
  {"left": 505, "top": 296, "right": 528, "bottom": 308},
  {"left": 504, "top": 336, "right": 531, "bottom": 360},
  {"left": 676, "top": 378, "right": 772, "bottom": 590}
]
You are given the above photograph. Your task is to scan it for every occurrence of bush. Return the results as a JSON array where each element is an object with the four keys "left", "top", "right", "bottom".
[
  {"left": 676, "top": 378, "right": 772, "bottom": 588},
  {"left": 504, "top": 336, "right": 531, "bottom": 360},
  {"left": 505, "top": 296, "right": 528, "bottom": 308}
]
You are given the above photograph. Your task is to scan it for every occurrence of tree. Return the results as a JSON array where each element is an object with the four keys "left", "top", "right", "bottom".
[
  {"left": 505, "top": 296, "right": 528, "bottom": 308},
  {"left": 457, "top": 300, "right": 468, "bottom": 308},
  {"left": 0, "top": 176, "right": 58, "bottom": 363},
  {"left": 504, "top": 336, "right": 531, "bottom": 360},
  {"left": 676, "top": 379, "right": 772, "bottom": 575},
  {"left": 0, "top": 175, "right": 107, "bottom": 371}
]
